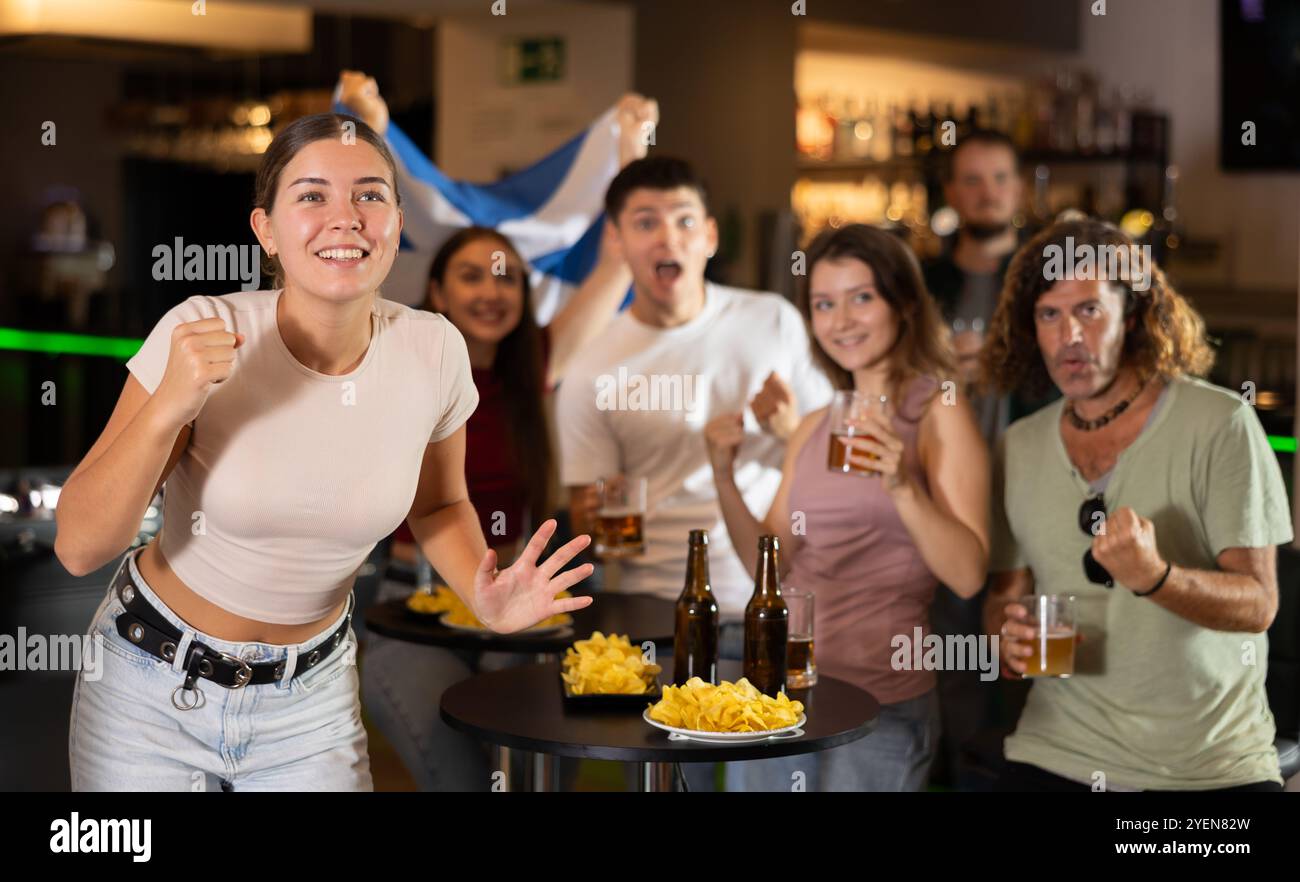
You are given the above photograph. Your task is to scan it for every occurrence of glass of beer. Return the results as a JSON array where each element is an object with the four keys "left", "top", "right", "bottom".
[
  {"left": 594, "top": 475, "right": 646, "bottom": 558},
  {"left": 827, "top": 390, "right": 888, "bottom": 477},
  {"left": 1016, "top": 594, "right": 1076, "bottom": 678},
  {"left": 785, "top": 588, "right": 817, "bottom": 688}
]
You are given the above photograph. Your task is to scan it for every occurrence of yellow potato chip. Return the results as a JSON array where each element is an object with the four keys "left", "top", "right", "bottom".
[
  {"left": 561, "top": 631, "right": 662, "bottom": 695},
  {"left": 647, "top": 677, "right": 805, "bottom": 733}
]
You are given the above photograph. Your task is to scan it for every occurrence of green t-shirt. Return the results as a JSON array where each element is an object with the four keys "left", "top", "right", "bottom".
[{"left": 992, "top": 376, "right": 1293, "bottom": 790}]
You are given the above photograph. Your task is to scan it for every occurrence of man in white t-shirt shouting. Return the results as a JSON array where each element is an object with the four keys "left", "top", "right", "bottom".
[{"left": 557, "top": 156, "right": 832, "bottom": 643}]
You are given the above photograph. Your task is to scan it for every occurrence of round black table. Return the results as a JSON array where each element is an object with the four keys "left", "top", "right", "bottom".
[
  {"left": 441, "top": 659, "right": 879, "bottom": 791},
  {"left": 364, "top": 591, "right": 676, "bottom": 654}
]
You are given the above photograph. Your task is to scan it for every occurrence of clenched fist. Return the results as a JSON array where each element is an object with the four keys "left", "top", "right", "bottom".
[
  {"left": 704, "top": 412, "right": 745, "bottom": 475},
  {"left": 336, "top": 70, "right": 389, "bottom": 134},
  {"left": 750, "top": 371, "right": 799, "bottom": 441},
  {"left": 616, "top": 92, "right": 659, "bottom": 167},
  {"left": 152, "top": 318, "right": 244, "bottom": 431},
  {"left": 1091, "top": 506, "right": 1167, "bottom": 594}
]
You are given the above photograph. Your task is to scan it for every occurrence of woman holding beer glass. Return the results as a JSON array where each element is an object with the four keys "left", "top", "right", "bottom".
[
  {"left": 55, "top": 112, "right": 596, "bottom": 791},
  {"left": 704, "top": 224, "right": 990, "bottom": 791}
]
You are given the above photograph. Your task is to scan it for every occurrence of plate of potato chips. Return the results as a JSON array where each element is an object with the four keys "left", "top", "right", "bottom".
[
  {"left": 405, "top": 585, "right": 457, "bottom": 616},
  {"left": 406, "top": 586, "right": 572, "bottom": 634},
  {"left": 644, "top": 677, "right": 806, "bottom": 743},
  {"left": 561, "top": 632, "right": 662, "bottom": 706}
]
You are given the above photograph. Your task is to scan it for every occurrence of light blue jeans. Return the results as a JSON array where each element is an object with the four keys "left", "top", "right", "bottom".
[{"left": 69, "top": 548, "right": 371, "bottom": 792}]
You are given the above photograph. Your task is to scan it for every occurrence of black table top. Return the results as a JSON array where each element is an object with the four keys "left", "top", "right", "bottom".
[
  {"left": 440, "top": 660, "right": 879, "bottom": 763},
  {"left": 363, "top": 591, "right": 676, "bottom": 654}
]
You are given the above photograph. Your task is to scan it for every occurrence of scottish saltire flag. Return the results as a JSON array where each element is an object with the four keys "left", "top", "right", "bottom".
[{"left": 333, "top": 99, "right": 621, "bottom": 325}]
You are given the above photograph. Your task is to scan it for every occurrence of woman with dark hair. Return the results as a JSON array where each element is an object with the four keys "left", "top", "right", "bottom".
[
  {"left": 703, "top": 223, "right": 990, "bottom": 791},
  {"left": 394, "top": 222, "right": 631, "bottom": 562},
  {"left": 332, "top": 73, "right": 654, "bottom": 789},
  {"left": 55, "top": 112, "right": 595, "bottom": 791},
  {"left": 362, "top": 221, "right": 634, "bottom": 791}
]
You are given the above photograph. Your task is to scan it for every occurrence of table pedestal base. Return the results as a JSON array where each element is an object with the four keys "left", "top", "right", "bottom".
[
  {"left": 531, "top": 752, "right": 555, "bottom": 791},
  {"left": 639, "top": 761, "right": 674, "bottom": 792},
  {"left": 492, "top": 745, "right": 512, "bottom": 791}
]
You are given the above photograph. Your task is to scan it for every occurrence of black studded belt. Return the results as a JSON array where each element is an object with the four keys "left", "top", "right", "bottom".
[{"left": 111, "top": 552, "right": 353, "bottom": 710}]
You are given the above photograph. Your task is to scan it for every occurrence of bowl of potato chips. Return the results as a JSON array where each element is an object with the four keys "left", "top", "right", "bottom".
[
  {"left": 406, "top": 585, "right": 573, "bottom": 634},
  {"left": 644, "top": 677, "right": 806, "bottom": 743},
  {"left": 560, "top": 631, "right": 662, "bottom": 707}
]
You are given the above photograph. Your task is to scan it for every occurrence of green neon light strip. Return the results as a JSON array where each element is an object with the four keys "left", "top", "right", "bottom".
[
  {"left": 0, "top": 327, "right": 141, "bottom": 360},
  {"left": 2, "top": 325, "right": 1300, "bottom": 454}
]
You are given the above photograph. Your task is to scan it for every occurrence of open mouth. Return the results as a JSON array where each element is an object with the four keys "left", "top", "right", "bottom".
[
  {"left": 833, "top": 334, "right": 868, "bottom": 348},
  {"left": 654, "top": 260, "right": 682, "bottom": 284},
  {"left": 315, "top": 247, "right": 370, "bottom": 266}
]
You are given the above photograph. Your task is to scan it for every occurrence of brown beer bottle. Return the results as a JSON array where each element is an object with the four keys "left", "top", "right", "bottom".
[
  {"left": 744, "top": 535, "right": 789, "bottom": 697},
  {"left": 673, "top": 530, "right": 719, "bottom": 685}
]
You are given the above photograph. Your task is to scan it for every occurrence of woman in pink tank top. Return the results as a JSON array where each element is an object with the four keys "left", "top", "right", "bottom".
[{"left": 705, "top": 224, "right": 990, "bottom": 791}]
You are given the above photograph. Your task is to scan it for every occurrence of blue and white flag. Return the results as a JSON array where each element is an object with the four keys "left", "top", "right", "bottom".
[{"left": 333, "top": 99, "right": 621, "bottom": 325}]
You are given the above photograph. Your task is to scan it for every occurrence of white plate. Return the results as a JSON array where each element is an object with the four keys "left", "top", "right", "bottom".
[
  {"left": 438, "top": 613, "right": 573, "bottom": 636},
  {"left": 642, "top": 708, "right": 806, "bottom": 744}
]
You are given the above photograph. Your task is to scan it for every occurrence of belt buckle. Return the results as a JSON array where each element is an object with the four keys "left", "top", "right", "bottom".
[{"left": 218, "top": 651, "right": 254, "bottom": 689}]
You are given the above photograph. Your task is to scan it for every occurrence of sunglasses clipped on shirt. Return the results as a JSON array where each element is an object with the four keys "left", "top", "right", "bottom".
[{"left": 1078, "top": 495, "right": 1115, "bottom": 588}]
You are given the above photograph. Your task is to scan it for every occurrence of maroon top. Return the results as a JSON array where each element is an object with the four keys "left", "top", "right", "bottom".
[
  {"left": 786, "top": 376, "right": 941, "bottom": 706},
  {"left": 394, "top": 326, "right": 551, "bottom": 549}
]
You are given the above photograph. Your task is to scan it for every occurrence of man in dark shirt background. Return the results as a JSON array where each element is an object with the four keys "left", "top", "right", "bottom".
[
  {"left": 924, "top": 129, "right": 1024, "bottom": 443},
  {"left": 922, "top": 129, "right": 1026, "bottom": 789}
]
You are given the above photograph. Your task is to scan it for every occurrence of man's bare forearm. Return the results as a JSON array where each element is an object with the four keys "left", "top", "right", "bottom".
[{"left": 1145, "top": 565, "right": 1274, "bottom": 633}]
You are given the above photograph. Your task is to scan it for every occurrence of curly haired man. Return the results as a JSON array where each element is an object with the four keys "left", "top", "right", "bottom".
[{"left": 981, "top": 218, "right": 1291, "bottom": 792}]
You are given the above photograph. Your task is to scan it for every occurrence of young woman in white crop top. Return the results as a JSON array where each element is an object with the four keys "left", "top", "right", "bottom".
[{"left": 55, "top": 112, "right": 594, "bottom": 792}]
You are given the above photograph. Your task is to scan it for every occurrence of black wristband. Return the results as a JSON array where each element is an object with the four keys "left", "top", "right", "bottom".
[{"left": 1133, "top": 561, "right": 1172, "bottom": 597}]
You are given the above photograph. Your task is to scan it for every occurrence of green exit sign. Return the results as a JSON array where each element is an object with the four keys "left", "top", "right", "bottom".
[{"left": 501, "top": 36, "right": 565, "bottom": 84}]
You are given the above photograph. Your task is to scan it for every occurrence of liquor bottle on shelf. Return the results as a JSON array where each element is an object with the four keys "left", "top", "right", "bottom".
[
  {"left": 1051, "top": 68, "right": 1078, "bottom": 153},
  {"left": 907, "top": 177, "right": 932, "bottom": 243},
  {"left": 1094, "top": 86, "right": 1120, "bottom": 155},
  {"left": 1030, "top": 164, "right": 1052, "bottom": 228},
  {"left": 820, "top": 94, "right": 841, "bottom": 161},
  {"left": 1097, "top": 167, "right": 1127, "bottom": 220},
  {"left": 1033, "top": 77, "right": 1056, "bottom": 152},
  {"left": 1075, "top": 71, "right": 1098, "bottom": 154},
  {"left": 849, "top": 98, "right": 875, "bottom": 159},
  {"left": 796, "top": 94, "right": 835, "bottom": 161},
  {"left": 886, "top": 178, "right": 911, "bottom": 225},
  {"left": 863, "top": 175, "right": 888, "bottom": 223},
  {"left": 834, "top": 96, "right": 857, "bottom": 162},
  {"left": 894, "top": 100, "right": 914, "bottom": 158},
  {"left": 959, "top": 99, "right": 979, "bottom": 143},
  {"left": 873, "top": 101, "right": 894, "bottom": 162},
  {"left": 982, "top": 93, "right": 999, "bottom": 133},
  {"left": 1128, "top": 90, "right": 1166, "bottom": 161},
  {"left": 1114, "top": 85, "right": 1136, "bottom": 153},
  {"left": 924, "top": 99, "right": 940, "bottom": 154},
  {"left": 1013, "top": 87, "right": 1036, "bottom": 151},
  {"left": 912, "top": 99, "right": 936, "bottom": 155}
]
